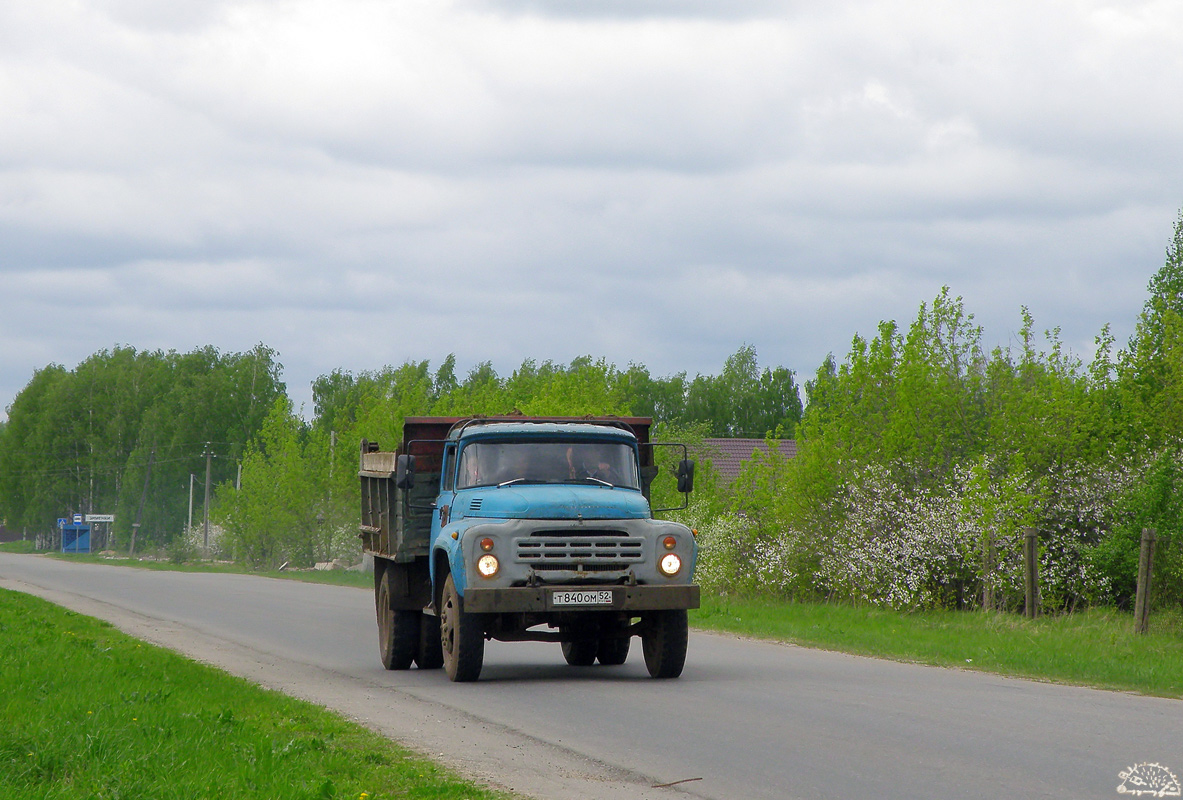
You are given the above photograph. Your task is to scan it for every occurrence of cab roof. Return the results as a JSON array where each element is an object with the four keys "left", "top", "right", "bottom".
[
  {"left": 448, "top": 419, "right": 638, "bottom": 443},
  {"left": 397, "top": 416, "right": 652, "bottom": 453}
]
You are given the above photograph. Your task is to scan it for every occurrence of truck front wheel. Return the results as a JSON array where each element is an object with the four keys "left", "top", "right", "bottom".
[
  {"left": 377, "top": 570, "right": 418, "bottom": 670},
  {"left": 440, "top": 573, "right": 484, "bottom": 682},
  {"left": 641, "top": 609, "right": 688, "bottom": 679}
]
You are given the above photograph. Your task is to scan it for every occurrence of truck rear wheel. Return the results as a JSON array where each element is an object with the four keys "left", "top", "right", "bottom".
[
  {"left": 642, "top": 609, "right": 687, "bottom": 679},
  {"left": 594, "top": 615, "right": 631, "bottom": 665},
  {"left": 561, "top": 637, "right": 598, "bottom": 666},
  {"left": 597, "top": 631, "right": 631, "bottom": 666},
  {"left": 377, "top": 570, "right": 418, "bottom": 670},
  {"left": 416, "top": 612, "right": 443, "bottom": 669},
  {"left": 440, "top": 573, "right": 484, "bottom": 682}
]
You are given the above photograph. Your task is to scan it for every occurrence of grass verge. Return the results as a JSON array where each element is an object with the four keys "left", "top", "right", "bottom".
[
  {"left": 0, "top": 540, "right": 36, "bottom": 554},
  {"left": 691, "top": 594, "right": 1183, "bottom": 698},
  {"left": 0, "top": 588, "right": 507, "bottom": 800}
]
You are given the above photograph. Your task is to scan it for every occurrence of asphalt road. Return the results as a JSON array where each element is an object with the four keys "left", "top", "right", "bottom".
[{"left": 2, "top": 552, "right": 1180, "bottom": 800}]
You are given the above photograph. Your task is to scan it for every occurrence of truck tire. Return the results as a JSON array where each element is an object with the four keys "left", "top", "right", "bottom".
[
  {"left": 377, "top": 571, "right": 418, "bottom": 670},
  {"left": 416, "top": 612, "right": 444, "bottom": 669},
  {"left": 440, "top": 573, "right": 484, "bottom": 682},
  {"left": 597, "top": 634, "right": 631, "bottom": 666},
  {"left": 561, "top": 637, "right": 598, "bottom": 666},
  {"left": 642, "top": 609, "right": 688, "bottom": 679}
]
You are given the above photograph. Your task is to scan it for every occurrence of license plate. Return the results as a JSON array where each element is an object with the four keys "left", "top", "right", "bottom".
[{"left": 551, "top": 589, "right": 615, "bottom": 607}]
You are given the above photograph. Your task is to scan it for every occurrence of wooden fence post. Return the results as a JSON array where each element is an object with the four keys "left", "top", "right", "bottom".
[
  {"left": 982, "top": 532, "right": 994, "bottom": 611},
  {"left": 1134, "top": 527, "right": 1157, "bottom": 634},
  {"left": 1024, "top": 526, "right": 1040, "bottom": 619}
]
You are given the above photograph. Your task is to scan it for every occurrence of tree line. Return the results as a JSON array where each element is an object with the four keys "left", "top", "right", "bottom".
[{"left": 0, "top": 345, "right": 284, "bottom": 549}]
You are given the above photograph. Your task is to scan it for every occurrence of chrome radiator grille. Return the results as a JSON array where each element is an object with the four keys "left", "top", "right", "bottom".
[{"left": 514, "top": 532, "right": 644, "bottom": 572}]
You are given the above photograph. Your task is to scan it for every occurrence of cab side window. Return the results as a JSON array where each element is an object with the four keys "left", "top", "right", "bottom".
[{"left": 442, "top": 444, "right": 457, "bottom": 491}]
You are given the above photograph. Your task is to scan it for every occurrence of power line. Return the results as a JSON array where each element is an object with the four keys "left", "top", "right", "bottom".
[{"left": 0, "top": 446, "right": 241, "bottom": 481}]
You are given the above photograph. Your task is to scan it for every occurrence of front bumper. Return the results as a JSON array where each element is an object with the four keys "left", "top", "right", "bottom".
[{"left": 462, "top": 583, "right": 700, "bottom": 613}]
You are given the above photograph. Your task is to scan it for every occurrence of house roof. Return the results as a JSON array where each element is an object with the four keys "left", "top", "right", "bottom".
[{"left": 699, "top": 438, "right": 797, "bottom": 483}]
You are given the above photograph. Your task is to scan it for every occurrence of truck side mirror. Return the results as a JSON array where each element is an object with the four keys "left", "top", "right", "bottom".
[
  {"left": 396, "top": 454, "right": 416, "bottom": 490},
  {"left": 676, "top": 459, "right": 695, "bottom": 494}
]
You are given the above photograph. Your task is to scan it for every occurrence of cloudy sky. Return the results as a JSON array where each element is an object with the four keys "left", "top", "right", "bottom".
[{"left": 2, "top": 0, "right": 1181, "bottom": 419}]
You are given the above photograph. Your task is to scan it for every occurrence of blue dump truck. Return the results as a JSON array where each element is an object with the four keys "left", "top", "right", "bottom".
[{"left": 360, "top": 415, "right": 699, "bottom": 682}]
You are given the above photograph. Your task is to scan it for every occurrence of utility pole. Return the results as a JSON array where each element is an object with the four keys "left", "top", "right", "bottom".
[
  {"left": 203, "top": 443, "right": 212, "bottom": 551},
  {"left": 130, "top": 446, "right": 155, "bottom": 557},
  {"left": 329, "top": 429, "right": 337, "bottom": 517},
  {"left": 188, "top": 473, "right": 195, "bottom": 535}
]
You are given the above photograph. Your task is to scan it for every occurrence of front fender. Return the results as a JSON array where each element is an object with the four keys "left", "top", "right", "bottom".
[
  {"left": 431, "top": 534, "right": 464, "bottom": 597},
  {"left": 432, "top": 519, "right": 506, "bottom": 597}
]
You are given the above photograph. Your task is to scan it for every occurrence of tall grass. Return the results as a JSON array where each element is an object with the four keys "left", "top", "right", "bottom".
[{"left": 0, "top": 588, "right": 507, "bottom": 800}]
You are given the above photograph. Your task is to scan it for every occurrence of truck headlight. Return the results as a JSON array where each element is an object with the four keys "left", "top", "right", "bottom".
[
  {"left": 659, "top": 552, "right": 682, "bottom": 576},
  {"left": 477, "top": 554, "right": 500, "bottom": 578}
]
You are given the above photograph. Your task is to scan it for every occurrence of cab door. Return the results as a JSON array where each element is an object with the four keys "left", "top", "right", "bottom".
[{"left": 429, "top": 442, "right": 458, "bottom": 550}]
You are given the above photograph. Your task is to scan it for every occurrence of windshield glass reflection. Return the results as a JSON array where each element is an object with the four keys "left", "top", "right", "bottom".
[{"left": 457, "top": 441, "right": 639, "bottom": 489}]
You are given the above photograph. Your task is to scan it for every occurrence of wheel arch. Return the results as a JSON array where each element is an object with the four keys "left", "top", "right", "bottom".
[
  {"left": 374, "top": 555, "right": 391, "bottom": 609},
  {"left": 375, "top": 555, "right": 432, "bottom": 612},
  {"left": 432, "top": 547, "right": 452, "bottom": 612}
]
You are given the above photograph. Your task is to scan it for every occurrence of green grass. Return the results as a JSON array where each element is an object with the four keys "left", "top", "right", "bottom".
[
  {"left": 0, "top": 540, "right": 36, "bottom": 554},
  {"left": 0, "top": 588, "right": 508, "bottom": 800},
  {"left": 691, "top": 594, "right": 1183, "bottom": 697}
]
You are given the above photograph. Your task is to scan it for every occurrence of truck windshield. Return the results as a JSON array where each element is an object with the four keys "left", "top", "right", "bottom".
[{"left": 456, "top": 441, "right": 640, "bottom": 490}]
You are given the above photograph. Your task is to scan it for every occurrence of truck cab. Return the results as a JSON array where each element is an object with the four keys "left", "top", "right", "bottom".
[{"left": 360, "top": 416, "right": 698, "bottom": 681}]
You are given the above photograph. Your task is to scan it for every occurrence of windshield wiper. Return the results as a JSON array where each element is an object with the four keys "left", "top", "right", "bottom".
[{"left": 498, "top": 476, "right": 616, "bottom": 488}]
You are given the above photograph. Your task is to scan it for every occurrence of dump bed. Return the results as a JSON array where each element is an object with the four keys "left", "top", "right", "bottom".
[{"left": 359, "top": 463, "right": 439, "bottom": 562}]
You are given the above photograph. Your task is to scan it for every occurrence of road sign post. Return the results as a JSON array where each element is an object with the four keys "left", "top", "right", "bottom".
[{"left": 85, "top": 515, "right": 114, "bottom": 551}]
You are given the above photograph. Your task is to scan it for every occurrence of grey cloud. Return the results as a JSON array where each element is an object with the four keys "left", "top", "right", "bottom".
[
  {"left": 459, "top": 0, "right": 801, "bottom": 21},
  {"left": 91, "top": 0, "right": 245, "bottom": 32}
]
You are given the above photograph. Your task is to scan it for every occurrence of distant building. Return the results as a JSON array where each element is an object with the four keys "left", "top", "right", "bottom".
[{"left": 700, "top": 438, "right": 797, "bottom": 484}]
